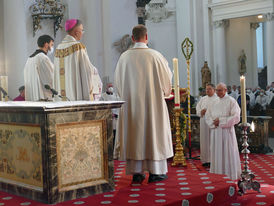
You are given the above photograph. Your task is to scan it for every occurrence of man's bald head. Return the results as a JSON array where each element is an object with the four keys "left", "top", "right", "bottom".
[{"left": 216, "top": 83, "right": 227, "bottom": 98}]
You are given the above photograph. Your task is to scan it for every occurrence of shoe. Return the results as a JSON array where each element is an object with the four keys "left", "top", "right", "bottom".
[
  {"left": 148, "top": 174, "right": 168, "bottom": 183},
  {"left": 132, "top": 173, "right": 146, "bottom": 184},
  {"left": 202, "top": 162, "right": 210, "bottom": 167}
]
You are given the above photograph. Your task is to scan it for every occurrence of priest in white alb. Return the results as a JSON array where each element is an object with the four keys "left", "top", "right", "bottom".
[
  {"left": 54, "top": 19, "right": 102, "bottom": 101},
  {"left": 196, "top": 83, "right": 218, "bottom": 167},
  {"left": 205, "top": 83, "right": 241, "bottom": 180},
  {"left": 114, "top": 25, "right": 173, "bottom": 184},
  {"left": 24, "top": 35, "right": 54, "bottom": 101}
]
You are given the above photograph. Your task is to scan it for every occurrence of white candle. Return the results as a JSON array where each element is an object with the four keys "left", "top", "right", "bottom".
[
  {"left": 173, "top": 58, "right": 180, "bottom": 108},
  {"left": 0, "top": 76, "right": 8, "bottom": 101},
  {"left": 240, "top": 75, "right": 247, "bottom": 123}
]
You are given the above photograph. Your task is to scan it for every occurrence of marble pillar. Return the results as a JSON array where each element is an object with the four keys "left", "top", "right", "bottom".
[
  {"left": 265, "top": 13, "right": 274, "bottom": 85},
  {"left": 213, "top": 19, "right": 229, "bottom": 84},
  {"left": 250, "top": 22, "right": 260, "bottom": 87}
]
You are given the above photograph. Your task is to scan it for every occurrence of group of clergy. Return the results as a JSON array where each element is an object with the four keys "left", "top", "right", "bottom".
[
  {"left": 196, "top": 83, "right": 242, "bottom": 180},
  {"left": 23, "top": 18, "right": 241, "bottom": 184},
  {"left": 24, "top": 19, "right": 102, "bottom": 102},
  {"left": 23, "top": 21, "right": 173, "bottom": 184}
]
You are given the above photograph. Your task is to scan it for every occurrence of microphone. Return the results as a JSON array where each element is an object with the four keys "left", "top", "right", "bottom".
[
  {"left": 0, "top": 86, "right": 11, "bottom": 100},
  {"left": 45, "top": 84, "right": 58, "bottom": 97},
  {"left": 44, "top": 85, "right": 70, "bottom": 101}
]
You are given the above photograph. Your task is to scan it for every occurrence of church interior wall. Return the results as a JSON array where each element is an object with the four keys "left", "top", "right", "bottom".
[
  {"left": 108, "top": 0, "right": 138, "bottom": 85},
  {"left": 225, "top": 16, "right": 256, "bottom": 88},
  {"left": 1, "top": 0, "right": 273, "bottom": 98},
  {"left": 0, "top": 0, "right": 5, "bottom": 75}
]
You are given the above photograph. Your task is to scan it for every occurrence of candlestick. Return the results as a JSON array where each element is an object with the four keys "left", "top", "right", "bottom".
[
  {"left": 173, "top": 58, "right": 180, "bottom": 109},
  {"left": 0, "top": 76, "right": 8, "bottom": 102},
  {"left": 240, "top": 75, "right": 247, "bottom": 123}
]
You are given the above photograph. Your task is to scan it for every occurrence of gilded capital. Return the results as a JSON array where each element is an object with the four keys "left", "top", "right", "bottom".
[
  {"left": 250, "top": 23, "right": 260, "bottom": 30},
  {"left": 213, "top": 19, "right": 229, "bottom": 29}
]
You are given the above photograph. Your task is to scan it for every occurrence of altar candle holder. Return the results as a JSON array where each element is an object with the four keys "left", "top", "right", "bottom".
[
  {"left": 238, "top": 122, "right": 261, "bottom": 195},
  {"left": 171, "top": 108, "right": 187, "bottom": 167}
]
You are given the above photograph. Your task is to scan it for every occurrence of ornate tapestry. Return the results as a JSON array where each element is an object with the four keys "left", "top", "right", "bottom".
[
  {"left": 0, "top": 123, "right": 43, "bottom": 189},
  {"left": 56, "top": 120, "right": 107, "bottom": 191}
]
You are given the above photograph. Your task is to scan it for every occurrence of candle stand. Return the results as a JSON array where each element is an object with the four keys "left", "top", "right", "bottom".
[
  {"left": 238, "top": 122, "right": 261, "bottom": 195},
  {"left": 171, "top": 108, "right": 187, "bottom": 167}
]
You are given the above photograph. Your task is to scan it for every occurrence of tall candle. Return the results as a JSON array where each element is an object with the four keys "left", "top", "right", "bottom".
[
  {"left": 0, "top": 76, "right": 8, "bottom": 102},
  {"left": 240, "top": 75, "right": 247, "bottom": 123},
  {"left": 173, "top": 58, "right": 180, "bottom": 108}
]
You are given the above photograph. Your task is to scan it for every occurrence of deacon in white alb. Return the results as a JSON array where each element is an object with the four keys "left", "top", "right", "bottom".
[
  {"left": 54, "top": 19, "right": 102, "bottom": 101},
  {"left": 24, "top": 35, "right": 54, "bottom": 101},
  {"left": 205, "top": 83, "right": 241, "bottom": 180},
  {"left": 114, "top": 25, "right": 173, "bottom": 184},
  {"left": 196, "top": 83, "right": 218, "bottom": 167}
]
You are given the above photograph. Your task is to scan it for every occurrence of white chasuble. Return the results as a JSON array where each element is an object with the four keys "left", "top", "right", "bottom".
[
  {"left": 205, "top": 94, "right": 241, "bottom": 180},
  {"left": 54, "top": 35, "right": 102, "bottom": 101},
  {"left": 196, "top": 94, "right": 218, "bottom": 163},
  {"left": 114, "top": 42, "right": 173, "bottom": 175},
  {"left": 24, "top": 52, "right": 54, "bottom": 101}
]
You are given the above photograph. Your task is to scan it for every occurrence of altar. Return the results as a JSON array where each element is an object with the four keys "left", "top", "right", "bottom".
[{"left": 0, "top": 101, "right": 123, "bottom": 204}]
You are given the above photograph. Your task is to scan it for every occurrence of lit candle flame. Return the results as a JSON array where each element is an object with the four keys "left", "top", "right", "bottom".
[{"left": 250, "top": 121, "right": 255, "bottom": 132}]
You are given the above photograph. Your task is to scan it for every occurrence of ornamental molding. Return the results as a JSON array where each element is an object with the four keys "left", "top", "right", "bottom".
[
  {"left": 209, "top": 0, "right": 274, "bottom": 21},
  {"left": 213, "top": 19, "right": 229, "bottom": 29},
  {"left": 264, "top": 13, "right": 274, "bottom": 21},
  {"left": 145, "top": 0, "right": 175, "bottom": 23},
  {"left": 250, "top": 22, "right": 260, "bottom": 30}
]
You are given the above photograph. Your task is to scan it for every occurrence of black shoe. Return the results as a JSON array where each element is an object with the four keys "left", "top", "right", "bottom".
[
  {"left": 132, "top": 173, "right": 146, "bottom": 184},
  {"left": 202, "top": 162, "right": 210, "bottom": 167},
  {"left": 148, "top": 174, "right": 168, "bottom": 183}
]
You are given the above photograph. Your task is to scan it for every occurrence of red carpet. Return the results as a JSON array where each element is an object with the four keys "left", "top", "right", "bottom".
[{"left": 0, "top": 153, "right": 273, "bottom": 205}]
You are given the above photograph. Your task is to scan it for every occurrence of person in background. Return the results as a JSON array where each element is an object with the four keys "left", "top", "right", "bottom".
[
  {"left": 101, "top": 83, "right": 120, "bottom": 147},
  {"left": 24, "top": 35, "right": 54, "bottom": 101},
  {"left": 13, "top": 86, "right": 25, "bottom": 101},
  {"left": 255, "top": 89, "right": 268, "bottom": 115},
  {"left": 229, "top": 85, "right": 238, "bottom": 100},
  {"left": 205, "top": 83, "right": 241, "bottom": 180},
  {"left": 196, "top": 83, "right": 218, "bottom": 167}
]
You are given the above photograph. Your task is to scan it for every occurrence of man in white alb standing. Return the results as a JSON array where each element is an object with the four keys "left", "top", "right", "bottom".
[
  {"left": 205, "top": 83, "right": 241, "bottom": 180},
  {"left": 196, "top": 83, "right": 218, "bottom": 167},
  {"left": 114, "top": 25, "right": 173, "bottom": 183}
]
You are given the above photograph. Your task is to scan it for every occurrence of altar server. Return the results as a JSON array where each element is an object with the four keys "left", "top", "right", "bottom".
[
  {"left": 24, "top": 35, "right": 54, "bottom": 101},
  {"left": 196, "top": 83, "right": 218, "bottom": 167},
  {"left": 205, "top": 83, "right": 241, "bottom": 180},
  {"left": 114, "top": 25, "right": 173, "bottom": 183},
  {"left": 54, "top": 19, "right": 102, "bottom": 101}
]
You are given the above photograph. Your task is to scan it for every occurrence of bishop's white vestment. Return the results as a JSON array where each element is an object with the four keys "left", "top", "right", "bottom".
[
  {"left": 24, "top": 51, "right": 54, "bottom": 101},
  {"left": 54, "top": 35, "right": 102, "bottom": 101},
  {"left": 114, "top": 42, "right": 173, "bottom": 175},
  {"left": 205, "top": 94, "right": 241, "bottom": 180},
  {"left": 196, "top": 94, "right": 218, "bottom": 163}
]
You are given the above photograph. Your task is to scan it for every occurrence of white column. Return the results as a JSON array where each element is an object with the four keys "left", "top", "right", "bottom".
[
  {"left": 176, "top": 0, "right": 191, "bottom": 90},
  {"left": 265, "top": 13, "right": 274, "bottom": 85},
  {"left": 3, "top": 0, "right": 28, "bottom": 97},
  {"left": 213, "top": 19, "right": 229, "bottom": 84},
  {"left": 203, "top": 0, "right": 213, "bottom": 72},
  {"left": 250, "top": 23, "right": 259, "bottom": 87}
]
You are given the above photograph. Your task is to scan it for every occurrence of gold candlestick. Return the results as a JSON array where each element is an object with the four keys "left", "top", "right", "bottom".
[{"left": 172, "top": 108, "right": 187, "bottom": 167}]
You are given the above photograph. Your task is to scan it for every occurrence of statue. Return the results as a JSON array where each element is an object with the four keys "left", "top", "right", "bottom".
[
  {"left": 113, "top": 34, "right": 134, "bottom": 54},
  {"left": 201, "top": 61, "right": 211, "bottom": 88},
  {"left": 238, "top": 49, "right": 247, "bottom": 75}
]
